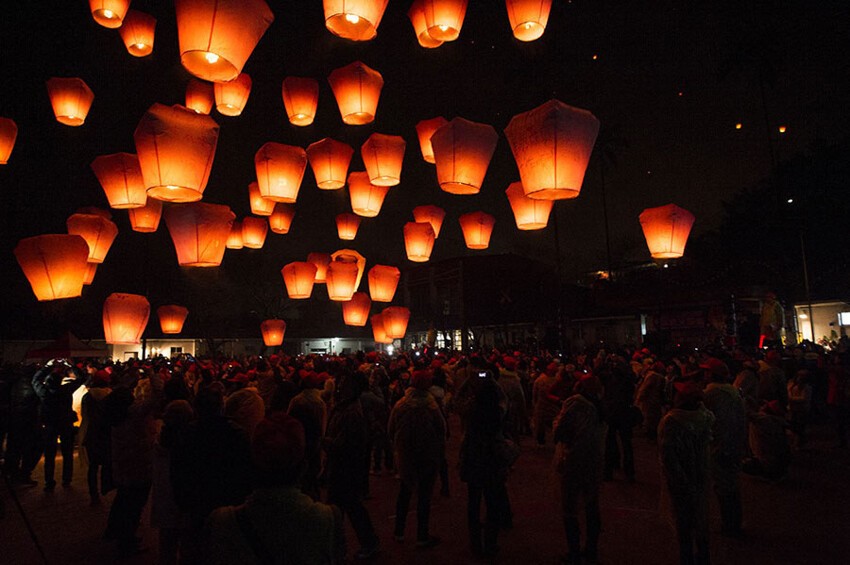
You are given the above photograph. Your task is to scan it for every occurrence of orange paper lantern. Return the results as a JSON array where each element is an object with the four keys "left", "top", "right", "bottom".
[
  {"left": 505, "top": 0, "right": 551, "bottom": 42},
  {"left": 412, "top": 205, "right": 446, "bottom": 238},
  {"left": 0, "top": 117, "right": 18, "bottom": 165},
  {"left": 336, "top": 213, "right": 362, "bottom": 240},
  {"left": 281, "top": 77, "right": 319, "bottom": 126},
  {"left": 214, "top": 73, "right": 252, "bottom": 117},
  {"left": 368, "top": 264, "right": 400, "bottom": 302},
  {"left": 282, "top": 261, "right": 318, "bottom": 299},
  {"left": 89, "top": 0, "right": 130, "bottom": 28},
  {"left": 185, "top": 79, "right": 215, "bottom": 114},
  {"left": 128, "top": 198, "right": 162, "bottom": 232},
  {"left": 326, "top": 260, "right": 360, "bottom": 301},
  {"left": 332, "top": 249, "right": 366, "bottom": 290},
  {"left": 361, "top": 133, "right": 405, "bottom": 187},
  {"left": 164, "top": 202, "right": 235, "bottom": 267},
  {"left": 307, "top": 138, "right": 354, "bottom": 190},
  {"left": 639, "top": 204, "right": 696, "bottom": 259},
  {"left": 135, "top": 104, "right": 220, "bottom": 202},
  {"left": 176, "top": 0, "right": 274, "bottom": 83},
  {"left": 459, "top": 211, "right": 495, "bottom": 249},
  {"left": 46, "top": 78, "right": 94, "bottom": 126},
  {"left": 505, "top": 181, "right": 553, "bottom": 230},
  {"left": 157, "top": 305, "right": 189, "bottom": 334},
  {"left": 415, "top": 117, "right": 447, "bottom": 163},
  {"left": 343, "top": 292, "right": 372, "bottom": 326},
  {"left": 91, "top": 153, "right": 147, "bottom": 209},
  {"left": 241, "top": 216, "right": 268, "bottom": 249},
  {"left": 422, "top": 0, "right": 468, "bottom": 41},
  {"left": 103, "top": 293, "right": 150, "bottom": 345},
  {"left": 403, "top": 222, "right": 435, "bottom": 262},
  {"left": 226, "top": 220, "right": 244, "bottom": 249},
  {"left": 324, "top": 0, "right": 389, "bottom": 41},
  {"left": 269, "top": 203, "right": 296, "bottom": 234},
  {"left": 328, "top": 61, "right": 384, "bottom": 125},
  {"left": 371, "top": 313, "right": 392, "bottom": 344},
  {"left": 348, "top": 172, "right": 389, "bottom": 218},
  {"left": 83, "top": 263, "right": 98, "bottom": 286},
  {"left": 408, "top": 0, "right": 444, "bottom": 48},
  {"left": 431, "top": 117, "right": 498, "bottom": 195},
  {"left": 504, "top": 99, "right": 600, "bottom": 200},
  {"left": 255, "top": 142, "right": 308, "bottom": 203},
  {"left": 248, "top": 181, "right": 275, "bottom": 216},
  {"left": 260, "top": 319, "right": 286, "bottom": 347},
  {"left": 119, "top": 10, "right": 156, "bottom": 57},
  {"left": 307, "top": 252, "right": 332, "bottom": 283},
  {"left": 66, "top": 212, "right": 119, "bottom": 264},
  {"left": 381, "top": 306, "right": 410, "bottom": 339},
  {"left": 14, "top": 235, "right": 90, "bottom": 301}
]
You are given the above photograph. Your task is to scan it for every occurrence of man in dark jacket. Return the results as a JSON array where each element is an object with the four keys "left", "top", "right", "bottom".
[
  {"left": 601, "top": 358, "right": 637, "bottom": 482},
  {"left": 2, "top": 364, "right": 43, "bottom": 486}
]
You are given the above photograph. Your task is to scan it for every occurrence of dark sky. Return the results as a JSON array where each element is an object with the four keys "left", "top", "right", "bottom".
[{"left": 1, "top": 0, "right": 848, "bottom": 338}]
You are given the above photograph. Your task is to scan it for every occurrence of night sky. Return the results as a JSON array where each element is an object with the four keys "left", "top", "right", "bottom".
[{"left": 1, "top": 1, "right": 848, "bottom": 339}]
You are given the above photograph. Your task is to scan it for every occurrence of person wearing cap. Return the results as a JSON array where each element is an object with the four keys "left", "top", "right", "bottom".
[
  {"left": 80, "top": 368, "right": 114, "bottom": 505},
  {"left": 287, "top": 371, "right": 327, "bottom": 501},
  {"left": 635, "top": 361, "right": 666, "bottom": 441}
]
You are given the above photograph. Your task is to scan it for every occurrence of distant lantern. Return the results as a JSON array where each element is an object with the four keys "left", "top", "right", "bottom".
[
  {"left": 164, "top": 202, "right": 234, "bottom": 267},
  {"left": 0, "top": 117, "right": 18, "bottom": 164},
  {"left": 505, "top": 181, "right": 552, "bottom": 230},
  {"left": 241, "top": 216, "right": 268, "bottom": 249},
  {"left": 382, "top": 306, "right": 410, "bottom": 339},
  {"left": 431, "top": 117, "right": 498, "bottom": 195},
  {"left": 281, "top": 77, "right": 319, "bottom": 126},
  {"left": 128, "top": 198, "right": 162, "bottom": 232},
  {"left": 326, "top": 260, "right": 359, "bottom": 301},
  {"left": 404, "top": 222, "right": 436, "bottom": 262},
  {"left": 89, "top": 0, "right": 130, "bottom": 28},
  {"left": 14, "top": 235, "right": 90, "bottom": 301},
  {"left": 66, "top": 212, "right": 119, "bottom": 264},
  {"left": 214, "top": 73, "right": 252, "bottom": 116},
  {"left": 505, "top": 0, "right": 551, "bottom": 42},
  {"left": 307, "top": 138, "right": 354, "bottom": 190},
  {"left": 269, "top": 203, "right": 295, "bottom": 234},
  {"left": 361, "top": 133, "right": 405, "bottom": 187},
  {"left": 91, "top": 153, "right": 147, "bottom": 209},
  {"left": 175, "top": 0, "right": 274, "bottom": 83},
  {"left": 348, "top": 171, "right": 389, "bottom": 218},
  {"left": 282, "top": 261, "right": 318, "bottom": 299},
  {"left": 415, "top": 117, "right": 448, "bottom": 163},
  {"left": 255, "top": 142, "right": 308, "bottom": 203},
  {"left": 307, "top": 252, "right": 332, "bottom": 283},
  {"left": 408, "top": 0, "right": 443, "bottom": 48},
  {"left": 332, "top": 249, "right": 366, "bottom": 289},
  {"left": 324, "top": 0, "right": 389, "bottom": 41},
  {"left": 46, "top": 78, "right": 94, "bottom": 127},
  {"left": 248, "top": 181, "right": 275, "bottom": 216},
  {"left": 119, "top": 10, "right": 156, "bottom": 57},
  {"left": 638, "top": 203, "right": 695, "bottom": 259},
  {"left": 83, "top": 263, "right": 98, "bottom": 286},
  {"left": 504, "top": 99, "right": 600, "bottom": 200},
  {"left": 157, "top": 305, "right": 189, "bottom": 334},
  {"left": 459, "top": 211, "right": 495, "bottom": 249},
  {"left": 226, "top": 221, "right": 244, "bottom": 249},
  {"left": 422, "top": 0, "right": 468, "bottom": 41},
  {"left": 103, "top": 293, "right": 150, "bottom": 345},
  {"left": 328, "top": 61, "right": 384, "bottom": 125},
  {"left": 412, "top": 205, "right": 446, "bottom": 238},
  {"left": 343, "top": 292, "right": 372, "bottom": 326},
  {"left": 371, "top": 313, "right": 392, "bottom": 344},
  {"left": 368, "top": 264, "right": 400, "bottom": 302},
  {"left": 261, "top": 319, "right": 286, "bottom": 347},
  {"left": 336, "top": 213, "right": 361, "bottom": 240},
  {"left": 135, "top": 103, "right": 220, "bottom": 202},
  {"left": 185, "top": 79, "right": 215, "bottom": 114}
]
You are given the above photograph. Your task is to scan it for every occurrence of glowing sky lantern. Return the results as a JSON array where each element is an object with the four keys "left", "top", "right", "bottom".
[
  {"left": 175, "top": 0, "right": 274, "bottom": 83},
  {"left": 14, "top": 235, "right": 90, "bottom": 301},
  {"left": 422, "top": 0, "right": 468, "bottom": 41},
  {"left": 408, "top": 0, "right": 444, "bottom": 48},
  {"left": 324, "top": 0, "right": 389, "bottom": 41},
  {"left": 415, "top": 117, "right": 447, "bottom": 163},
  {"left": 371, "top": 313, "right": 392, "bottom": 344},
  {"left": 332, "top": 249, "right": 366, "bottom": 289},
  {"left": 404, "top": 222, "right": 435, "bottom": 262},
  {"left": 255, "top": 142, "right": 307, "bottom": 203},
  {"left": 505, "top": 181, "right": 553, "bottom": 230},
  {"left": 248, "top": 181, "right": 275, "bottom": 216},
  {"left": 307, "top": 138, "right": 354, "bottom": 190},
  {"left": 326, "top": 260, "right": 359, "bottom": 301},
  {"left": 336, "top": 213, "right": 362, "bottom": 240},
  {"left": 157, "top": 305, "right": 189, "bottom": 334},
  {"left": 412, "top": 205, "right": 446, "bottom": 238},
  {"left": 261, "top": 319, "right": 286, "bottom": 347},
  {"left": 91, "top": 153, "right": 147, "bottom": 209},
  {"left": 214, "top": 73, "right": 252, "bottom": 117},
  {"left": 368, "top": 264, "right": 400, "bottom": 302},
  {"left": 281, "top": 77, "right": 319, "bottom": 126},
  {"left": 307, "top": 252, "right": 332, "bottom": 283},
  {"left": 282, "top": 261, "right": 318, "bottom": 299},
  {"left": 103, "top": 293, "right": 150, "bottom": 345},
  {"left": 164, "top": 202, "right": 234, "bottom": 267},
  {"left": 639, "top": 203, "right": 696, "bottom": 259},
  {"left": 81, "top": 263, "right": 98, "bottom": 286},
  {"left": 328, "top": 61, "right": 383, "bottom": 125},
  {"left": 269, "top": 203, "right": 295, "bottom": 234},
  {"left": 458, "top": 211, "right": 495, "bottom": 249},
  {"left": 343, "top": 292, "right": 372, "bottom": 326},
  {"left": 348, "top": 171, "right": 389, "bottom": 218},
  {"left": 0, "top": 117, "right": 17, "bottom": 165},
  {"left": 431, "top": 117, "right": 498, "bottom": 195},
  {"left": 505, "top": 0, "right": 551, "bottom": 42},
  {"left": 46, "top": 78, "right": 94, "bottom": 126},
  {"left": 241, "top": 216, "right": 268, "bottom": 249},
  {"left": 381, "top": 306, "right": 410, "bottom": 339},
  {"left": 226, "top": 221, "right": 244, "bottom": 249},
  {"left": 66, "top": 212, "right": 119, "bottom": 264},
  {"left": 361, "top": 133, "right": 405, "bottom": 186},
  {"left": 89, "top": 0, "right": 130, "bottom": 28},
  {"left": 119, "top": 10, "right": 156, "bottom": 57},
  {"left": 185, "top": 79, "right": 214, "bottom": 114},
  {"left": 128, "top": 198, "right": 162, "bottom": 233}
]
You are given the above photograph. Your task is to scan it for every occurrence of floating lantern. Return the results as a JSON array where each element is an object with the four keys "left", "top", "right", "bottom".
[
  {"left": 306, "top": 253, "right": 330, "bottom": 284},
  {"left": 639, "top": 203, "right": 695, "bottom": 259},
  {"left": 91, "top": 153, "right": 147, "bottom": 209},
  {"left": 459, "top": 211, "right": 495, "bottom": 249},
  {"left": 328, "top": 61, "right": 383, "bottom": 125},
  {"left": 261, "top": 319, "right": 286, "bottom": 347},
  {"left": 241, "top": 216, "right": 268, "bottom": 249},
  {"left": 255, "top": 142, "right": 307, "bottom": 203},
  {"left": 269, "top": 203, "right": 295, "bottom": 234},
  {"left": 306, "top": 138, "right": 353, "bottom": 190},
  {"left": 431, "top": 117, "right": 498, "bottom": 195},
  {"left": 103, "top": 293, "right": 150, "bottom": 345},
  {"left": 157, "top": 305, "right": 189, "bottom": 334},
  {"left": 382, "top": 306, "right": 410, "bottom": 339},
  {"left": 348, "top": 172, "right": 389, "bottom": 218},
  {"left": 504, "top": 99, "right": 600, "bottom": 200},
  {"left": 83, "top": 263, "right": 98, "bottom": 286},
  {"left": 248, "top": 181, "right": 275, "bottom": 216},
  {"left": 226, "top": 221, "right": 244, "bottom": 249},
  {"left": 214, "top": 73, "right": 252, "bottom": 117},
  {"left": 281, "top": 77, "right": 319, "bottom": 126},
  {"left": 412, "top": 205, "right": 446, "bottom": 238},
  {"left": 505, "top": 0, "right": 551, "bottom": 42},
  {"left": 14, "top": 235, "right": 90, "bottom": 301},
  {"left": 164, "top": 202, "right": 234, "bottom": 266},
  {"left": 128, "top": 198, "right": 162, "bottom": 232},
  {"left": 336, "top": 213, "right": 361, "bottom": 240},
  {"left": 282, "top": 261, "right": 318, "bottom": 299},
  {"left": 415, "top": 117, "right": 447, "bottom": 163},
  {"left": 185, "top": 79, "right": 215, "bottom": 114},
  {"left": 505, "top": 181, "right": 552, "bottom": 230},
  {"left": 408, "top": 0, "right": 444, "bottom": 48},
  {"left": 119, "top": 10, "right": 156, "bottom": 57},
  {"left": 343, "top": 292, "right": 372, "bottom": 326},
  {"left": 66, "top": 213, "right": 119, "bottom": 264},
  {"left": 89, "top": 0, "right": 130, "bottom": 28},
  {"left": 324, "top": 0, "right": 389, "bottom": 41},
  {"left": 0, "top": 117, "right": 17, "bottom": 165},
  {"left": 46, "top": 78, "right": 94, "bottom": 127},
  {"left": 422, "top": 0, "right": 468, "bottom": 41},
  {"left": 361, "top": 133, "right": 405, "bottom": 187},
  {"left": 332, "top": 249, "right": 366, "bottom": 289},
  {"left": 371, "top": 313, "right": 392, "bottom": 344},
  {"left": 135, "top": 103, "right": 220, "bottom": 202},
  {"left": 403, "top": 222, "right": 435, "bottom": 262},
  {"left": 368, "top": 264, "right": 400, "bottom": 302},
  {"left": 326, "top": 260, "right": 359, "bottom": 301},
  {"left": 77, "top": 206, "right": 113, "bottom": 220},
  {"left": 175, "top": 0, "right": 274, "bottom": 83}
]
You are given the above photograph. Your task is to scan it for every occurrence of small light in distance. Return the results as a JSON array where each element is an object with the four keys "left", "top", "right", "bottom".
[
  {"left": 779, "top": 125, "right": 787, "bottom": 133},
  {"left": 735, "top": 122, "right": 742, "bottom": 130}
]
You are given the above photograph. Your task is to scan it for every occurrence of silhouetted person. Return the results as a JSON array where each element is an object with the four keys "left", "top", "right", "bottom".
[{"left": 80, "top": 369, "right": 114, "bottom": 504}]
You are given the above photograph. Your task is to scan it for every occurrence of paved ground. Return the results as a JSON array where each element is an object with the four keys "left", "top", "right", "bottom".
[{"left": 3, "top": 417, "right": 850, "bottom": 564}]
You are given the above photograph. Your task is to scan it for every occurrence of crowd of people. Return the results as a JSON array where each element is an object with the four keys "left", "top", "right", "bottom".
[{"left": 1, "top": 337, "right": 849, "bottom": 564}]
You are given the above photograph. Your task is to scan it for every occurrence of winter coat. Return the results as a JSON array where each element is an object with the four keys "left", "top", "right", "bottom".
[
  {"left": 635, "top": 370, "right": 665, "bottom": 428},
  {"left": 532, "top": 373, "right": 560, "bottom": 427},
  {"left": 704, "top": 383, "right": 747, "bottom": 464},
  {"left": 552, "top": 394, "right": 606, "bottom": 486},
  {"left": 324, "top": 398, "right": 369, "bottom": 497},
  {"left": 108, "top": 375, "right": 164, "bottom": 486},
  {"left": 288, "top": 388, "right": 327, "bottom": 458},
  {"left": 225, "top": 388, "right": 265, "bottom": 438},
  {"left": 32, "top": 365, "right": 86, "bottom": 427},
  {"left": 255, "top": 369, "right": 278, "bottom": 411},
  {"left": 151, "top": 441, "right": 187, "bottom": 529},
  {"left": 79, "top": 387, "right": 112, "bottom": 465},
  {"left": 748, "top": 412, "right": 790, "bottom": 477},
  {"left": 388, "top": 388, "right": 446, "bottom": 488},
  {"left": 499, "top": 370, "right": 527, "bottom": 436},
  {"left": 757, "top": 366, "right": 788, "bottom": 405}
]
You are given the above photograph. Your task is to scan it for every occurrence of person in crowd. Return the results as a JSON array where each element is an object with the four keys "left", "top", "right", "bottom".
[
  {"left": 2, "top": 364, "right": 42, "bottom": 486},
  {"left": 827, "top": 352, "right": 850, "bottom": 447},
  {"left": 253, "top": 357, "right": 278, "bottom": 412},
  {"left": 787, "top": 369, "right": 813, "bottom": 449},
  {"left": 80, "top": 368, "right": 113, "bottom": 505},
  {"left": 498, "top": 356, "right": 528, "bottom": 443},
  {"left": 532, "top": 361, "right": 561, "bottom": 446},
  {"left": 288, "top": 370, "right": 327, "bottom": 500},
  {"left": 224, "top": 385, "right": 265, "bottom": 439},
  {"left": 635, "top": 361, "right": 666, "bottom": 441},
  {"left": 429, "top": 366, "right": 451, "bottom": 496},
  {"left": 757, "top": 350, "right": 788, "bottom": 406},
  {"left": 601, "top": 356, "right": 637, "bottom": 482},
  {"left": 733, "top": 361, "right": 760, "bottom": 413},
  {"left": 743, "top": 400, "right": 790, "bottom": 481}
]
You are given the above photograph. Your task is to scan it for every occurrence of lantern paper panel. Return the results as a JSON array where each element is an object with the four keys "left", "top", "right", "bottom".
[
  {"left": 282, "top": 262, "right": 318, "bottom": 299},
  {"left": 336, "top": 213, "right": 361, "bottom": 240},
  {"left": 404, "top": 222, "right": 436, "bottom": 262},
  {"left": 90, "top": 0, "right": 130, "bottom": 28},
  {"left": 361, "top": 133, "right": 405, "bottom": 187},
  {"left": 66, "top": 213, "right": 119, "bottom": 264},
  {"left": 371, "top": 313, "right": 392, "bottom": 344},
  {"left": 186, "top": 79, "right": 215, "bottom": 115},
  {"left": 459, "top": 211, "right": 495, "bottom": 250},
  {"left": 348, "top": 172, "right": 389, "bottom": 218},
  {"left": 176, "top": 0, "right": 274, "bottom": 83},
  {"left": 332, "top": 249, "right": 366, "bottom": 290},
  {"left": 639, "top": 203, "right": 696, "bottom": 259},
  {"left": 415, "top": 117, "right": 448, "bottom": 163},
  {"left": 326, "top": 260, "right": 359, "bottom": 301},
  {"left": 84, "top": 263, "right": 98, "bottom": 286},
  {"left": 255, "top": 142, "right": 308, "bottom": 203},
  {"left": 158, "top": 305, "right": 189, "bottom": 334},
  {"left": 226, "top": 221, "right": 244, "bottom": 249},
  {"left": 248, "top": 181, "right": 275, "bottom": 216},
  {"left": 324, "top": 0, "right": 389, "bottom": 41},
  {"left": 214, "top": 73, "right": 252, "bottom": 117},
  {"left": 431, "top": 117, "right": 498, "bottom": 195},
  {"left": 77, "top": 206, "right": 113, "bottom": 220},
  {"left": 91, "top": 153, "right": 147, "bottom": 209},
  {"left": 14, "top": 235, "right": 90, "bottom": 301},
  {"left": 282, "top": 77, "right": 319, "bottom": 126},
  {"left": 241, "top": 216, "right": 268, "bottom": 249},
  {"left": 129, "top": 198, "right": 163, "bottom": 232},
  {"left": 0, "top": 117, "right": 18, "bottom": 164},
  {"left": 261, "top": 319, "right": 286, "bottom": 347},
  {"left": 506, "top": 0, "right": 551, "bottom": 42},
  {"left": 504, "top": 99, "right": 600, "bottom": 200},
  {"left": 269, "top": 203, "right": 295, "bottom": 234},
  {"left": 164, "top": 202, "right": 235, "bottom": 267},
  {"left": 408, "top": 0, "right": 444, "bottom": 48},
  {"left": 368, "top": 264, "right": 400, "bottom": 302},
  {"left": 412, "top": 205, "right": 446, "bottom": 238},
  {"left": 328, "top": 61, "right": 384, "bottom": 125},
  {"left": 307, "top": 252, "right": 332, "bottom": 283},
  {"left": 307, "top": 138, "right": 354, "bottom": 190},
  {"left": 119, "top": 10, "right": 157, "bottom": 57},
  {"left": 343, "top": 292, "right": 372, "bottom": 326},
  {"left": 103, "top": 293, "right": 150, "bottom": 345},
  {"left": 46, "top": 78, "right": 94, "bottom": 126},
  {"left": 422, "top": 0, "right": 468, "bottom": 41},
  {"left": 381, "top": 306, "right": 410, "bottom": 339},
  {"left": 505, "top": 181, "right": 553, "bottom": 230},
  {"left": 135, "top": 104, "right": 220, "bottom": 202}
]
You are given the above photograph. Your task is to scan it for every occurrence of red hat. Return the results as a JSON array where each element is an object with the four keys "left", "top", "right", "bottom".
[
  {"left": 673, "top": 381, "right": 703, "bottom": 407},
  {"left": 575, "top": 374, "right": 603, "bottom": 398},
  {"left": 699, "top": 357, "right": 727, "bottom": 373},
  {"left": 269, "top": 354, "right": 281, "bottom": 365},
  {"left": 652, "top": 361, "right": 666, "bottom": 373},
  {"left": 251, "top": 413, "right": 306, "bottom": 475},
  {"left": 411, "top": 369, "right": 433, "bottom": 390},
  {"left": 302, "top": 371, "right": 323, "bottom": 389},
  {"left": 546, "top": 361, "right": 560, "bottom": 376},
  {"left": 92, "top": 369, "right": 111, "bottom": 386},
  {"left": 365, "top": 351, "right": 379, "bottom": 363},
  {"left": 765, "top": 350, "right": 781, "bottom": 365},
  {"left": 431, "top": 359, "right": 443, "bottom": 369},
  {"left": 764, "top": 399, "right": 785, "bottom": 416},
  {"left": 502, "top": 356, "right": 517, "bottom": 371}
]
